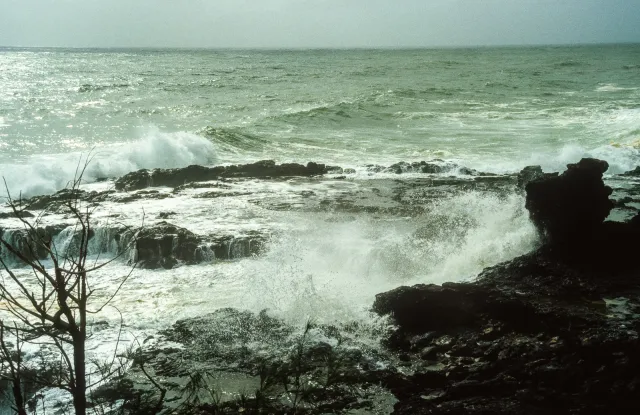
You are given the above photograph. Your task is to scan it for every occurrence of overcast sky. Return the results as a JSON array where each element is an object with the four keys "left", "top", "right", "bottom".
[{"left": 1, "top": 0, "right": 639, "bottom": 48}]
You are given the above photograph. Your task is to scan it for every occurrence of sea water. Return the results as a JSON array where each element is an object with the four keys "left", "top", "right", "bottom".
[{"left": 0, "top": 45, "right": 639, "bottom": 410}]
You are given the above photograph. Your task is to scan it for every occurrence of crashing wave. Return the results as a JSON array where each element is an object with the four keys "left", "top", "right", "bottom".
[{"left": 0, "top": 127, "right": 217, "bottom": 198}]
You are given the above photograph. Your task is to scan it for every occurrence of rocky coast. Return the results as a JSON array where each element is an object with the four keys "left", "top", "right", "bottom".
[{"left": 1, "top": 158, "right": 640, "bottom": 414}]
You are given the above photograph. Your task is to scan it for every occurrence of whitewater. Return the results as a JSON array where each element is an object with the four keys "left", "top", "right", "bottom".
[{"left": 0, "top": 44, "right": 639, "bottom": 411}]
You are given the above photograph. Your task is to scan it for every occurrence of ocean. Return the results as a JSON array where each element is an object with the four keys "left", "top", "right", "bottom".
[
  {"left": 0, "top": 44, "right": 639, "bottom": 410},
  {"left": 2, "top": 45, "right": 640, "bottom": 195}
]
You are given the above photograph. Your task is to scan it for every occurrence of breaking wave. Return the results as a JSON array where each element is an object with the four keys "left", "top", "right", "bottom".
[
  {"left": 198, "top": 126, "right": 267, "bottom": 152},
  {"left": 245, "top": 191, "right": 537, "bottom": 325},
  {"left": 0, "top": 127, "right": 217, "bottom": 198}
]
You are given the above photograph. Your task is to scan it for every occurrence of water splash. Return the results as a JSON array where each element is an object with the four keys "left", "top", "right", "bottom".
[{"left": 0, "top": 126, "right": 217, "bottom": 198}]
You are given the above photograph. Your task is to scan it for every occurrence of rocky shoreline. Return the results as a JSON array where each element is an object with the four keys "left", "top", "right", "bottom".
[
  {"left": 373, "top": 158, "right": 640, "bottom": 414},
  {"left": 93, "top": 159, "right": 640, "bottom": 413},
  {"left": 2, "top": 158, "right": 640, "bottom": 413},
  {"left": 0, "top": 159, "right": 518, "bottom": 270}
]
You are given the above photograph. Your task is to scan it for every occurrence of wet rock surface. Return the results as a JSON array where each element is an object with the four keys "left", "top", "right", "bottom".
[
  {"left": 129, "top": 221, "right": 201, "bottom": 269},
  {"left": 0, "top": 210, "right": 35, "bottom": 219},
  {"left": 0, "top": 224, "right": 69, "bottom": 262},
  {"left": 98, "top": 161, "right": 640, "bottom": 414},
  {"left": 525, "top": 158, "right": 614, "bottom": 245},
  {"left": 19, "top": 188, "right": 115, "bottom": 210},
  {"left": 5, "top": 158, "right": 640, "bottom": 413},
  {"left": 377, "top": 160, "right": 479, "bottom": 175},
  {"left": 104, "top": 309, "right": 397, "bottom": 414},
  {"left": 114, "top": 160, "right": 328, "bottom": 191},
  {"left": 127, "top": 222, "right": 268, "bottom": 269},
  {"left": 372, "top": 158, "right": 640, "bottom": 414},
  {"left": 251, "top": 175, "right": 515, "bottom": 216},
  {"left": 374, "top": 253, "right": 640, "bottom": 414}
]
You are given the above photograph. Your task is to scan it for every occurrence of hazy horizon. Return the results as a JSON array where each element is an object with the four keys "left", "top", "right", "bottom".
[
  {"left": 1, "top": 0, "right": 639, "bottom": 49},
  {"left": 2, "top": 42, "right": 640, "bottom": 51}
]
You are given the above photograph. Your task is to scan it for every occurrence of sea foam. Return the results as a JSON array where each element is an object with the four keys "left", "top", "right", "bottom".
[{"left": 0, "top": 127, "right": 217, "bottom": 198}]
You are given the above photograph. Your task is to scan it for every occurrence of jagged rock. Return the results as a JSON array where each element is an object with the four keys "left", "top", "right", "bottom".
[
  {"left": 522, "top": 158, "right": 640, "bottom": 273},
  {"left": 125, "top": 223, "right": 267, "bottom": 269},
  {"left": 0, "top": 210, "right": 35, "bottom": 219},
  {"left": 516, "top": 165, "right": 546, "bottom": 190},
  {"left": 195, "top": 232, "right": 266, "bottom": 262},
  {"left": 0, "top": 225, "right": 68, "bottom": 263},
  {"left": 385, "top": 160, "right": 477, "bottom": 175},
  {"left": 132, "top": 308, "right": 394, "bottom": 414},
  {"left": 373, "top": 248, "right": 640, "bottom": 414},
  {"left": 23, "top": 188, "right": 87, "bottom": 210},
  {"left": 20, "top": 188, "right": 113, "bottom": 210},
  {"left": 372, "top": 283, "right": 484, "bottom": 334},
  {"left": 372, "top": 157, "right": 640, "bottom": 413},
  {"left": 620, "top": 166, "right": 640, "bottom": 176},
  {"left": 114, "top": 160, "right": 328, "bottom": 191},
  {"left": 525, "top": 158, "right": 613, "bottom": 245},
  {"left": 129, "top": 222, "right": 200, "bottom": 269}
]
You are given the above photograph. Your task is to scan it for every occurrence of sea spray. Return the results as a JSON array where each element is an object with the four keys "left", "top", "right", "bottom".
[
  {"left": 0, "top": 127, "right": 217, "bottom": 198},
  {"left": 243, "top": 192, "right": 537, "bottom": 326}
]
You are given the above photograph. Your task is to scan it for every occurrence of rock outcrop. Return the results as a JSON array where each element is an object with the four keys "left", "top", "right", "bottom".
[
  {"left": 102, "top": 309, "right": 396, "bottom": 414},
  {"left": 0, "top": 225, "right": 68, "bottom": 263},
  {"left": 516, "top": 165, "right": 545, "bottom": 190},
  {"left": 126, "top": 222, "right": 267, "bottom": 269},
  {"left": 382, "top": 160, "right": 477, "bottom": 175},
  {"left": 20, "top": 188, "right": 113, "bottom": 210},
  {"left": 373, "top": 250, "right": 640, "bottom": 414},
  {"left": 523, "top": 158, "right": 640, "bottom": 273},
  {"left": 114, "top": 160, "right": 328, "bottom": 191},
  {"left": 128, "top": 221, "right": 201, "bottom": 269},
  {"left": 0, "top": 210, "right": 35, "bottom": 219},
  {"left": 372, "top": 158, "right": 640, "bottom": 414},
  {"left": 525, "top": 158, "right": 614, "bottom": 245}
]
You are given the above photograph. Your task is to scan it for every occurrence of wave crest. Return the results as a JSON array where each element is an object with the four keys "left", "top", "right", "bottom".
[
  {"left": 0, "top": 127, "right": 217, "bottom": 198},
  {"left": 198, "top": 126, "right": 267, "bottom": 151}
]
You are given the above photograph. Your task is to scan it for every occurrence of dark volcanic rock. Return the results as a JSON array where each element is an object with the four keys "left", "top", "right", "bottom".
[
  {"left": 129, "top": 221, "right": 201, "bottom": 269},
  {"left": 114, "top": 160, "right": 328, "bottom": 191},
  {"left": 125, "top": 222, "right": 267, "bottom": 269},
  {"left": 372, "top": 158, "right": 640, "bottom": 414},
  {"left": 384, "top": 160, "right": 478, "bottom": 175},
  {"left": 195, "top": 231, "right": 266, "bottom": 262},
  {"left": 620, "top": 166, "right": 640, "bottom": 177},
  {"left": 374, "top": 250, "right": 640, "bottom": 414},
  {"left": 372, "top": 283, "right": 486, "bottom": 334},
  {"left": 0, "top": 210, "right": 35, "bottom": 219},
  {"left": 0, "top": 225, "right": 68, "bottom": 262},
  {"left": 126, "top": 309, "right": 394, "bottom": 414},
  {"left": 525, "top": 158, "right": 613, "bottom": 245},
  {"left": 20, "top": 188, "right": 114, "bottom": 211},
  {"left": 516, "top": 165, "right": 546, "bottom": 190},
  {"left": 523, "top": 158, "right": 640, "bottom": 273}
]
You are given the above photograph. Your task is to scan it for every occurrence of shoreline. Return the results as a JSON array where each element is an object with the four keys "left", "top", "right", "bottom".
[{"left": 1, "top": 158, "right": 639, "bottom": 412}]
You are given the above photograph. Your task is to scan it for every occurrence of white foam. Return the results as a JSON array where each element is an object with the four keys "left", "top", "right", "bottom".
[
  {"left": 242, "top": 193, "right": 537, "bottom": 325},
  {"left": 596, "top": 84, "right": 637, "bottom": 92},
  {"left": 422, "top": 192, "right": 538, "bottom": 280},
  {"left": 496, "top": 144, "right": 639, "bottom": 175},
  {"left": 463, "top": 141, "right": 640, "bottom": 176},
  {"left": 0, "top": 127, "right": 217, "bottom": 198}
]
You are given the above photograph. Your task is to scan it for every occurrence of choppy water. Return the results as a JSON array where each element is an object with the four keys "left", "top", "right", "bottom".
[
  {"left": 1, "top": 45, "right": 639, "bottom": 196},
  {"left": 0, "top": 45, "right": 639, "bottom": 411}
]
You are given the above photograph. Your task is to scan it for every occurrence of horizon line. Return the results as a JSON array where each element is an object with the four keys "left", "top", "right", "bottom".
[{"left": 1, "top": 41, "right": 639, "bottom": 51}]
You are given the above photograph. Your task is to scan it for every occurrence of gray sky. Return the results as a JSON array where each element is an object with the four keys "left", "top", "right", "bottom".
[{"left": 1, "top": 0, "right": 639, "bottom": 48}]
